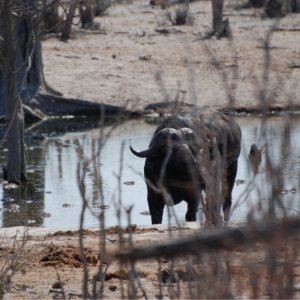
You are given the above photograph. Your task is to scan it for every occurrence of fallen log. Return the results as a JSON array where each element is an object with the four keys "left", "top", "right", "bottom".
[
  {"left": 27, "top": 92, "right": 125, "bottom": 118},
  {"left": 116, "top": 217, "right": 300, "bottom": 261}
]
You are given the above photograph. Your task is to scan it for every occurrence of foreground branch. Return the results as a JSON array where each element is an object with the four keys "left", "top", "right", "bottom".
[{"left": 117, "top": 218, "right": 300, "bottom": 261}]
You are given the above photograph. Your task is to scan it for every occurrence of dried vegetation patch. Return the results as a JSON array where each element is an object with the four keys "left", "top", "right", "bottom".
[{"left": 40, "top": 244, "right": 98, "bottom": 268}]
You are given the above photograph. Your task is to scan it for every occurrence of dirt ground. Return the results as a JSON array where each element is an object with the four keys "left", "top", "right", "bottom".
[
  {"left": 1, "top": 0, "right": 300, "bottom": 299},
  {"left": 2, "top": 223, "right": 300, "bottom": 299},
  {"left": 1, "top": 225, "right": 200, "bottom": 299}
]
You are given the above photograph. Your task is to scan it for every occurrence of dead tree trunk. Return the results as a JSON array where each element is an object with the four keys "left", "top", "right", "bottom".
[
  {"left": 1, "top": 0, "right": 27, "bottom": 184},
  {"left": 0, "top": 0, "right": 56, "bottom": 182}
]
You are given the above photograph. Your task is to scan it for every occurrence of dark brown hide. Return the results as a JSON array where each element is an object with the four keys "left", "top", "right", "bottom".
[{"left": 130, "top": 109, "right": 241, "bottom": 224}]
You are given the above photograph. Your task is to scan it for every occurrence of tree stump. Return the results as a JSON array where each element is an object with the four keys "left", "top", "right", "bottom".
[
  {"left": 216, "top": 18, "right": 232, "bottom": 39},
  {"left": 79, "top": 0, "right": 95, "bottom": 29}
]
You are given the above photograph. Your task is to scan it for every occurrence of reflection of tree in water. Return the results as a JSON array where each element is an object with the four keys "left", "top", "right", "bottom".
[
  {"left": 46, "top": 134, "right": 104, "bottom": 213},
  {"left": 0, "top": 118, "right": 117, "bottom": 228},
  {"left": 75, "top": 136, "right": 104, "bottom": 211},
  {"left": 54, "top": 141, "right": 63, "bottom": 180},
  {"left": 91, "top": 138, "right": 104, "bottom": 208},
  {"left": 1, "top": 146, "right": 45, "bottom": 227}
]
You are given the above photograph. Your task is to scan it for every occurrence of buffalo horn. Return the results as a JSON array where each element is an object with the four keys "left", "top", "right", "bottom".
[
  {"left": 129, "top": 146, "right": 149, "bottom": 158},
  {"left": 130, "top": 128, "right": 180, "bottom": 158}
]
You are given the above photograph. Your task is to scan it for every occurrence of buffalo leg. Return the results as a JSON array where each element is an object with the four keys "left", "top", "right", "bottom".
[
  {"left": 147, "top": 191, "right": 165, "bottom": 224},
  {"left": 223, "top": 159, "right": 238, "bottom": 221},
  {"left": 185, "top": 198, "right": 199, "bottom": 222}
]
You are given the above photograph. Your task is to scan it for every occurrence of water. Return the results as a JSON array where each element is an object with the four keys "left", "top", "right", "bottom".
[{"left": 0, "top": 115, "right": 299, "bottom": 229}]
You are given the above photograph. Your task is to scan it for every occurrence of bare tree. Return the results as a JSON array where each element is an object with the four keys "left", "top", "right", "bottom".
[
  {"left": 42, "top": 0, "right": 60, "bottom": 33},
  {"left": 0, "top": 0, "right": 29, "bottom": 184},
  {"left": 0, "top": 0, "right": 81, "bottom": 183}
]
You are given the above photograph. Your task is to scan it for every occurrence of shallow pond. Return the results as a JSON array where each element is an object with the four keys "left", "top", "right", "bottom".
[{"left": 0, "top": 115, "right": 299, "bottom": 228}]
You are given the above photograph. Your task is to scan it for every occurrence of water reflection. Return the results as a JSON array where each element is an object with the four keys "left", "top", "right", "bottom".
[
  {"left": 1, "top": 182, "right": 45, "bottom": 227},
  {"left": 233, "top": 115, "right": 300, "bottom": 221},
  {"left": 0, "top": 140, "right": 45, "bottom": 227},
  {"left": 0, "top": 115, "right": 299, "bottom": 228}
]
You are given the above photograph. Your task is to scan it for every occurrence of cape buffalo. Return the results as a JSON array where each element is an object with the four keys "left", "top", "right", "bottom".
[{"left": 130, "top": 110, "right": 241, "bottom": 224}]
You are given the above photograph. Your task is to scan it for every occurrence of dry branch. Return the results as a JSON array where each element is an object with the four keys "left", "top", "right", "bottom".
[{"left": 117, "top": 217, "right": 300, "bottom": 261}]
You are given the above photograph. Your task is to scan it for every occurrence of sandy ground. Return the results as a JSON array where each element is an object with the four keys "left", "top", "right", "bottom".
[
  {"left": 1, "top": 1, "right": 300, "bottom": 299},
  {"left": 42, "top": 0, "right": 300, "bottom": 112}
]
